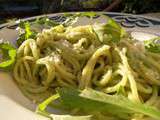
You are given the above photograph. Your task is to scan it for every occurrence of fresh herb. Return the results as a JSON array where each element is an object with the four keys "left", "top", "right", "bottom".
[
  {"left": 144, "top": 37, "right": 160, "bottom": 53},
  {"left": 93, "top": 17, "right": 126, "bottom": 43},
  {"left": 57, "top": 88, "right": 131, "bottom": 119},
  {"left": 17, "top": 17, "right": 60, "bottom": 46},
  {"left": 0, "top": 41, "right": 16, "bottom": 69},
  {"left": 36, "top": 93, "right": 93, "bottom": 120},
  {"left": 17, "top": 21, "right": 37, "bottom": 46},
  {"left": 38, "top": 88, "right": 160, "bottom": 119},
  {"left": 57, "top": 88, "right": 160, "bottom": 120},
  {"left": 36, "top": 94, "right": 60, "bottom": 119}
]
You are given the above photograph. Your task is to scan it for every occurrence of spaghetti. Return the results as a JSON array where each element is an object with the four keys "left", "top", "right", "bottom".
[{"left": 13, "top": 24, "right": 160, "bottom": 111}]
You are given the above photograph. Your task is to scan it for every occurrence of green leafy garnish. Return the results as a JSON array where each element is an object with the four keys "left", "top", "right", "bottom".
[
  {"left": 17, "top": 21, "right": 37, "bottom": 46},
  {"left": 37, "top": 88, "right": 160, "bottom": 119},
  {"left": 0, "top": 42, "right": 16, "bottom": 69},
  {"left": 17, "top": 17, "right": 60, "bottom": 46},
  {"left": 23, "top": 22, "right": 35, "bottom": 39},
  {"left": 36, "top": 87, "right": 160, "bottom": 120},
  {"left": 37, "top": 93, "right": 59, "bottom": 113},
  {"left": 144, "top": 37, "right": 160, "bottom": 53},
  {"left": 36, "top": 93, "right": 60, "bottom": 118},
  {"left": 16, "top": 12, "right": 98, "bottom": 46},
  {"left": 58, "top": 88, "right": 130, "bottom": 119},
  {"left": 36, "top": 93, "right": 93, "bottom": 120},
  {"left": 57, "top": 88, "right": 160, "bottom": 120},
  {"left": 93, "top": 17, "right": 126, "bottom": 43}
]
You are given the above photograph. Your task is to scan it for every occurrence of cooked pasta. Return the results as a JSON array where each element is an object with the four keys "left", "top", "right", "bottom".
[{"left": 13, "top": 24, "right": 160, "bottom": 119}]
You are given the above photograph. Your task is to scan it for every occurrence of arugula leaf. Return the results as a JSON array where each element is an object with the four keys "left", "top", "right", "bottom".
[
  {"left": 17, "top": 17, "right": 60, "bottom": 46},
  {"left": 37, "top": 94, "right": 59, "bottom": 112},
  {"left": 93, "top": 17, "right": 126, "bottom": 43},
  {"left": 16, "top": 12, "right": 97, "bottom": 46},
  {"left": 36, "top": 93, "right": 60, "bottom": 118},
  {"left": 24, "top": 22, "right": 33, "bottom": 39},
  {"left": 57, "top": 88, "right": 131, "bottom": 120},
  {"left": 0, "top": 42, "right": 16, "bottom": 69},
  {"left": 144, "top": 37, "right": 160, "bottom": 53},
  {"left": 57, "top": 88, "right": 160, "bottom": 120},
  {"left": 17, "top": 21, "right": 37, "bottom": 46},
  {"left": 36, "top": 93, "right": 93, "bottom": 120}
]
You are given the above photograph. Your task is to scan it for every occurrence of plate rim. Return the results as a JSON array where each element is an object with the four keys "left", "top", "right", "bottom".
[{"left": 0, "top": 11, "right": 160, "bottom": 29}]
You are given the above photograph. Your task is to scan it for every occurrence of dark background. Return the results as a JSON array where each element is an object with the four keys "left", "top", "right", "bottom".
[{"left": 0, "top": 0, "right": 160, "bottom": 23}]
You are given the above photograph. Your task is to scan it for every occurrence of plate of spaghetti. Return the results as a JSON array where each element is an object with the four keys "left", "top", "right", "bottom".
[{"left": 0, "top": 12, "right": 160, "bottom": 120}]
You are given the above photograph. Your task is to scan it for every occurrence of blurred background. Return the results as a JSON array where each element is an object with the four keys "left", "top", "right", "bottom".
[{"left": 0, "top": 0, "right": 160, "bottom": 23}]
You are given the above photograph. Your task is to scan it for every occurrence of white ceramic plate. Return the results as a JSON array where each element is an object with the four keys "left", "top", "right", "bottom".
[{"left": 0, "top": 12, "right": 160, "bottom": 120}]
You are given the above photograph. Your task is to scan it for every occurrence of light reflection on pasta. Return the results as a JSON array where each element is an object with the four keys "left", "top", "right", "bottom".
[{"left": 13, "top": 24, "right": 160, "bottom": 110}]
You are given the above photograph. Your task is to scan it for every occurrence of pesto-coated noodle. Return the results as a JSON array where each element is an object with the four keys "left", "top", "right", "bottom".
[{"left": 13, "top": 24, "right": 160, "bottom": 119}]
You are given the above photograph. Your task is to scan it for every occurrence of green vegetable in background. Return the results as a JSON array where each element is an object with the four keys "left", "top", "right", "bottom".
[
  {"left": 144, "top": 37, "right": 160, "bottom": 53},
  {"left": 0, "top": 42, "right": 16, "bottom": 69}
]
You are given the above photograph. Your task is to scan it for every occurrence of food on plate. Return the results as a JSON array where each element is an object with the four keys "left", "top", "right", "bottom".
[{"left": 0, "top": 12, "right": 160, "bottom": 120}]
